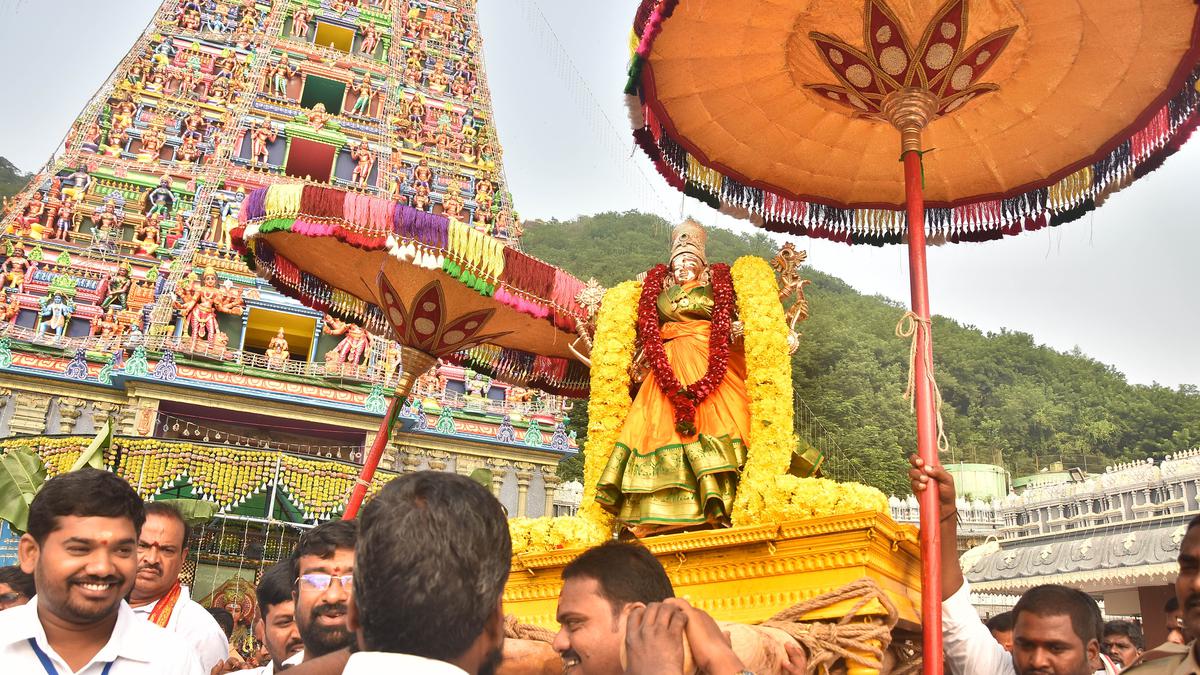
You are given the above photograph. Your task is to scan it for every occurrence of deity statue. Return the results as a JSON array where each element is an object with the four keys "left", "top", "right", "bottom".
[
  {"left": 265, "top": 327, "right": 290, "bottom": 368},
  {"left": 212, "top": 189, "right": 244, "bottom": 250},
  {"left": 413, "top": 157, "right": 433, "bottom": 188},
  {"left": 348, "top": 78, "right": 375, "bottom": 117},
  {"left": 249, "top": 120, "right": 277, "bottom": 165},
  {"left": 53, "top": 196, "right": 77, "bottom": 241},
  {"left": 428, "top": 60, "right": 449, "bottom": 94},
  {"left": 144, "top": 176, "right": 176, "bottom": 219},
  {"left": 596, "top": 219, "right": 752, "bottom": 535},
  {"left": 10, "top": 192, "right": 47, "bottom": 240},
  {"left": 177, "top": 266, "right": 244, "bottom": 350},
  {"left": 323, "top": 315, "right": 370, "bottom": 368},
  {"left": 291, "top": 5, "right": 312, "bottom": 38},
  {"left": 208, "top": 77, "right": 231, "bottom": 107},
  {"left": 91, "top": 307, "right": 122, "bottom": 350},
  {"left": 36, "top": 292, "right": 76, "bottom": 340},
  {"left": 306, "top": 102, "right": 333, "bottom": 131},
  {"left": 101, "top": 264, "right": 133, "bottom": 310},
  {"left": 379, "top": 341, "right": 402, "bottom": 383},
  {"left": 266, "top": 55, "right": 297, "bottom": 99},
  {"left": 176, "top": 134, "right": 204, "bottom": 164},
  {"left": 139, "top": 126, "right": 167, "bottom": 163},
  {"left": 79, "top": 121, "right": 103, "bottom": 153},
  {"left": 102, "top": 127, "right": 130, "bottom": 159},
  {"left": 441, "top": 186, "right": 464, "bottom": 221},
  {"left": 349, "top": 142, "right": 375, "bottom": 187},
  {"left": 0, "top": 243, "right": 29, "bottom": 291},
  {"left": 133, "top": 225, "right": 161, "bottom": 257},
  {"left": 110, "top": 97, "right": 137, "bottom": 134},
  {"left": 181, "top": 110, "right": 208, "bottom": 141},
  {"left": 412, "top": 183, "right": 431, "bottom": 212},
  {"left": 359, "top": 22, "right": 380, "bottom": 56},
  {"left": 0, "top": 291, "right": 21, "bottom": 331}
]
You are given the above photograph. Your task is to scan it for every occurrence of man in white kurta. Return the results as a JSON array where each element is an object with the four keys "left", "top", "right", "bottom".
[{"left": 128, "top": 502, "right": 229, "bottom": 671}]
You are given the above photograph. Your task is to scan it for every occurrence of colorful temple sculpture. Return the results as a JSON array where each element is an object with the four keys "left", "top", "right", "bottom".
[{"left": 0, "top": 0, "right": 576, "bottom": 610}]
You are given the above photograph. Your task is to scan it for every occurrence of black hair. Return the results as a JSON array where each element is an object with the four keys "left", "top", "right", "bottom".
[
  {"left": 143, "top": 501, "right": 191, "bottom": 549},
  {"left": 256, "top": 560, "right": 296, "bottom": 619},
  {"left": 1165, "top": 596, "right": 1180, "bottom": 613},
  {"left": 1189, "top": 514, "right": 1200, "bottom": 533},
  {"left": 562, "top": 541, "right": 675, "bottom": 615},
  {"left": 354, "top": 471, "right": 511, "bottom": 661},
  {"left": 0, "top": 565, "right": 36, "bottom": 598},
  {"left": 1103, "top": 620, "right": 1144, "bottom": 649},
  {"left": 290, "top": 519, "right": 357, "bottom": 579},
  {"left": 27, "top": 468, "right": 145, "bottom": 545},
  {"left": 986, "top": 610, "right": 1014, "bottom": 633},
  {"left": 1013, "top": 585, "right": 1104, "bottom": 646},
  {"left": 208, "top": 606, "right": 235, "bottom": 639}
]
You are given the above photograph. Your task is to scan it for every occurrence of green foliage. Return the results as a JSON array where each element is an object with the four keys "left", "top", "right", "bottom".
[
  {"left": 0, "top": 157, "right": 31, "bottom": 202},
  {"left": 523, "top": 213, "right": 1200, "bottom": 496}
]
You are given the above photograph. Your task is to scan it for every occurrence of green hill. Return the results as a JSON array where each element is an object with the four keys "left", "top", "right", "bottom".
[
  {"left": 523, "top": 212, "right": 1200, "bottom": 495},
  {"left": 0, "top": 157, "right": 31, "bottom": 201}
]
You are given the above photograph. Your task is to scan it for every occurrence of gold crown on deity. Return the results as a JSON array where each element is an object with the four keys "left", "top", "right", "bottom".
[{"left": 670, "top": 218, "right": 707, "bottom": 265}]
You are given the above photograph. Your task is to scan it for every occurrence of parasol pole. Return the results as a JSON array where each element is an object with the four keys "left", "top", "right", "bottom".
[
  {"left": 885, "top": 89, "right": 943, "bottom": 675},
  {"left": 342, "top": 348, "right": 437, "bottom": 520}
]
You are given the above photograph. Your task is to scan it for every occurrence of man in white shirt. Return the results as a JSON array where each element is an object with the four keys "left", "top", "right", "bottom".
[
  {"left": 128, "top": 501, "right": 230, "bottom": 672},
  {"left": 241, "top": 561, "right": 303, "bottom": 674},
  {"left": 0, "top": 468, "right": 202, "bottom": 673},
  {"left": 911, "top": 456, "right": 1108, "bottom": 675},
  {"left": 342, "top": 471, "right": 512, "bottom": 674}
]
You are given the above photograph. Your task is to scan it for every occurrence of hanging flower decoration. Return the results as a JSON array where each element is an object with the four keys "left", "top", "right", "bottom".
[
  {"left": 728, "top": 256, "right": 798, "bottom": 525},
  {"left": 637, "top": 263, "right": 734, "bottom": 436},
  {"left": 579, "top": 280, "right": 643, "bottom": 534}
]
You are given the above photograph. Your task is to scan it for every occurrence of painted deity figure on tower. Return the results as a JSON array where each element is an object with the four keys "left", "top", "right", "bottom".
[
  {"left": 291, "top": 5, "right": 312, "bottom": 37},
  {"left": 596, "top": 219, "right": 753, "bottom": 535},
  {"left": 2, "top": 244, "right": 31, "bottom": 291},
  {"left": 266, "top": 327, "right": 290, "bottom": 368},
  {"left": 323, "top": 314, "right": 370, "bottom": 368},
  {"left": 249, "top": 120, "right": 277, "bottom": 165},
  {"left": 36, "top": 292, "right": 75, "bottom": 340},
  {"left": 350, "top": 142, "right": 375, "bottom": 187}
]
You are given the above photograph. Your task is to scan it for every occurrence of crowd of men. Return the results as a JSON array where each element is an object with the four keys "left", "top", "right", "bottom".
[{"left": 0, "top": 462, "right": 1195, "bottom": 674}]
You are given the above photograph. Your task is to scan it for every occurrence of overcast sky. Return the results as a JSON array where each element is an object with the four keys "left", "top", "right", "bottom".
[{"left": 1, "top": 1, "right": 1196, "bottom": 388}]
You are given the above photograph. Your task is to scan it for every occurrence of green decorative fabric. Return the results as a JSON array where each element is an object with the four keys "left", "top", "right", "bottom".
[{"left": 596, "top": 433, "right": 745, "bottom": 525}]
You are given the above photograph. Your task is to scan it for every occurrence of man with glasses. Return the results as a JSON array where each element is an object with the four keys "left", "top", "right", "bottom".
[
  {"left": 286, "top": 520, "right": 357, "bottom": 669},
  {"left": 0, "top": 564, "right": 35, "bottom": 609}
]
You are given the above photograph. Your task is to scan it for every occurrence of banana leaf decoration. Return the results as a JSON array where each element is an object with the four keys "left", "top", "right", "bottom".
[
  {"left": 0, "top": 448, "right": 47, "bottom": 533},
  {"left": 154, "top": 498, "right": 218, "bottom": 526}
]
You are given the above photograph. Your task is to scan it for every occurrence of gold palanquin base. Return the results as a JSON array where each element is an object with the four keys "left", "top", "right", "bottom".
[{"left": 504, "top": 512, "right": 922, "bottom": 674}]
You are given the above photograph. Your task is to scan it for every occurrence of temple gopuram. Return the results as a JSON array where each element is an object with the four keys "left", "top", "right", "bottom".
[{"left": 0, "top": 0, "right": 578, "bottom": 621}]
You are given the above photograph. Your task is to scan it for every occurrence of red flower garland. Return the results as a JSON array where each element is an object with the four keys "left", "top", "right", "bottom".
[{"left": 637, "top": 263, "right": 734, "bottom": 436}]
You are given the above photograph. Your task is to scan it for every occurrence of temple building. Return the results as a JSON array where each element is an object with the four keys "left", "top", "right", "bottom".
[
  {"left": 0, "top": 0, "right": 577, "bottom": 619},
  {"left": 890, "top": 451, "right": 1199, "bottom": 632}
]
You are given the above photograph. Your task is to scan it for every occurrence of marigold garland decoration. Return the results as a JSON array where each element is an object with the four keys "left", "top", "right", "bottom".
[
  {"left": 728, "top": 256, "right": 798, "bottom": 526},
  {"left": 0, "top": 436, "right": 395, "bottom": 521},
  {"left": 637, "top": 263, "right": 734, "bottom": 436},
  {"left": 579, "top": 280, "right": 642, "bottom": 533}
]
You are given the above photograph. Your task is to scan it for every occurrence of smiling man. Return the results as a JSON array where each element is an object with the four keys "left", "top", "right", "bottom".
[
  {"left": 0, "top": 468, "right": 202, "bottom": 673},
  {"left": 128, "top": 501, "right": 229, "bottom": 672}
]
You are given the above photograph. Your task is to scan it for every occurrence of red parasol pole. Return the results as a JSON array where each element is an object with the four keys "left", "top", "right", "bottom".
[
  {"left": 887, "top": 89, "right": 943, "bottom": 674},
  {"left": 343, "top": 348, "right": 437, "bottom": 520}
]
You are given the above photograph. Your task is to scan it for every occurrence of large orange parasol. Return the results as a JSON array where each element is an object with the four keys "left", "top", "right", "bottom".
[
  {"left": 625, "top": 0, "right": 1200, "bottom": 669},
  {"left": 234, "top": 183, "right": 591, "bottom": 518}
]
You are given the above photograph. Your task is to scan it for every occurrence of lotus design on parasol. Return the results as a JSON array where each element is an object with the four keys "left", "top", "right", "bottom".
[
  {"left": 378, "top": 275, "right": 511, "bottom": 358},
  {"left": 806, "top": 0, "right": 1017, "bottom": 122}
]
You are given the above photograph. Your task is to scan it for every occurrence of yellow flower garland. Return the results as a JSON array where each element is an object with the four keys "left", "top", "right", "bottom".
[
  {"left": 579, "top": 280, "right": 642, "bottom": 531},
  {"left": 502, "top": 280, "right": 642, "bottom": 555},
  {"left": 729, "top": 256, "right": 797, "bottom": 525}
]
